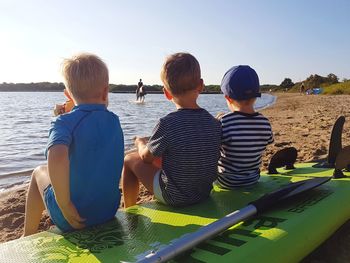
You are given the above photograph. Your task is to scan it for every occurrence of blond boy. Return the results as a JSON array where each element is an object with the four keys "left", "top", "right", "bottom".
[
  {"left": 217, "top": 65, "right": 274, "bottom": 189},
  {"left": 122, "top": 52, "right": 221, "bottom": 207},
  {"left": 23, "top": 53, "right": 124, "bottom": 235}
]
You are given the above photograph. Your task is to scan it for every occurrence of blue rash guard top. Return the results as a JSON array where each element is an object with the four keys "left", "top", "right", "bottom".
[{"left": 45, "top": 104, "right": 124, "bottom": 231}]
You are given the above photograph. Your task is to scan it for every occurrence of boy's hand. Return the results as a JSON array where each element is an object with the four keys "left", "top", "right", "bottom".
[
  {"left": 133, "top": 136, "right": 155, "bottom": 163},
  {"left": 53, "top": 104, "right": 65, "bottom": 116},
  {"left": 134, "top": 136, "right": 148, "bottom": 148},
  {"left": 59, "top": 201, "right": 86, "bottom": 229},
  {"left": 216, "top": 112, "right": 225, "bottom": 120}
]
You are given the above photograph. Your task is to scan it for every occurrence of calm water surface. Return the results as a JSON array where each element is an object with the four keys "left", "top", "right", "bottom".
[{"left": 0, "top": 92, "right": 275, "bottom": 190}]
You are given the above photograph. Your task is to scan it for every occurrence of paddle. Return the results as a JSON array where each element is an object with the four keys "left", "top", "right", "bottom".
[{"left": 137, "top": 176, "right": 331, "bottom": 263}]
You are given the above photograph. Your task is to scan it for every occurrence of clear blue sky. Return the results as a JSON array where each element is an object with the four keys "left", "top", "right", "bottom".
[{"left": 0, "top": 0, "right": 349, "bottom": 85}]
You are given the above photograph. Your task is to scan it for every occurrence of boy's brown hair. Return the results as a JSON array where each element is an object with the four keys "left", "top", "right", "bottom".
[
  {"left": 62, "top": 53, "right": 109, "bottom": 100},
  {"left": 160, "top": 52, "right": 201, "bottom": 96}
]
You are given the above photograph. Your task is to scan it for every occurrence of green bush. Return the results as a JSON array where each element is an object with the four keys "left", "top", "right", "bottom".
[{"left": 323, "top": 81, "right": 350, "bottom": 95}]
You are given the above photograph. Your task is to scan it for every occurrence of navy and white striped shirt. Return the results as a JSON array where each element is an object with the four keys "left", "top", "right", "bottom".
[
  {"left": 217, "top": 111, "right": 273, "bottom": 189},
  {"left": 147, "top": 108, "right": 221, "bottom": 206}
]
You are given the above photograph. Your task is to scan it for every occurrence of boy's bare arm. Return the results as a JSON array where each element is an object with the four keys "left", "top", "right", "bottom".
[
  {"left": 135, "top": 137, "right": 155, "bottom": 163},
  {"left": 47, "top": 145, "right": 85, "bottom": 229}
]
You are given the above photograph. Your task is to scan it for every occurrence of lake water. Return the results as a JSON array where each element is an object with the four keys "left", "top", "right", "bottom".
[{"left": 0, "top": 92, "right": 276, "bottom": 190}]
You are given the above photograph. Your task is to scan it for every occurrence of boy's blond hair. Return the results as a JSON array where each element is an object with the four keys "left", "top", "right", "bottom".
[
  {"left": 62, "top": 53, "right": 109, "bottom": 100},
  {"left": 160, "top": 52, "right": 201, "bottom": 96}
]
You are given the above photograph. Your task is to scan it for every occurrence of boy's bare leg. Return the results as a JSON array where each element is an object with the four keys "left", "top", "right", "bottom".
[
  {"left": 23, "top": 165, "right": 51, "bottom": 236},
  {"left": 122, "top": 153, "right": 140, "bottom": 208},
  {"left": 122, "top": 152, "right": 159, "bottom": 208}
]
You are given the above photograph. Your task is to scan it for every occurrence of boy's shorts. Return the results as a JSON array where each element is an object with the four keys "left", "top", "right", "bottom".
[
  {"left": 43, "top": 184, "right": 74, "bottom": 232},
  {"left": 153, "top": 170, "right": 167, "bottom": 204}
]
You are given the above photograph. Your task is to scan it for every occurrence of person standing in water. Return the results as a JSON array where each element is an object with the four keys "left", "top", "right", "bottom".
[{"left": 136, "top": 79, "right": 143, "bottom": 101}]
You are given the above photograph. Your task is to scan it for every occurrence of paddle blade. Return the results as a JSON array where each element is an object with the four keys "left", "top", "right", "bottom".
[
  {"left": 138, "top": 176, "right": 330, "bottom": 263},
  {"left": 251, "top": 177, "right": 331, "bottom": 214}
]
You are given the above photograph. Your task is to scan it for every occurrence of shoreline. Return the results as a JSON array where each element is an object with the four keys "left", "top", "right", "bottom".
[{"left": 0, "top": 93, "right": 350, "bottom": 261}]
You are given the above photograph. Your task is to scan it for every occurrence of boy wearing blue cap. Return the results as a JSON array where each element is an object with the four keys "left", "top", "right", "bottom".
[
  {"left": 23, "top": 53, "right": 124, "bottom": 235},
  {"left": 122, "top": 52, "right": 221, "bottom": 207},
  {"left": 217, "top": 65, "right": 274, "bottom": 189}
]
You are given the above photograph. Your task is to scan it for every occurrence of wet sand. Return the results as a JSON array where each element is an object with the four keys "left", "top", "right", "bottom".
[{"left": 0, "top": 93, "right": 350, "bottom": 262}]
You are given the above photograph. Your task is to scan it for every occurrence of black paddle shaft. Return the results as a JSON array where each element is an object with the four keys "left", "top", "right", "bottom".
[{"left": 250, "top": 177, "right": 331, "bottom": 214}]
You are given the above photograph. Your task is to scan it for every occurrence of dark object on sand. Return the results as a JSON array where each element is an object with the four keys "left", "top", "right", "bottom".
[
  {"left": 314, "top": 116, "right": 345, "bottom": 168},
  {"left": 328, "top": 116, "right": 346, "bottom": 166},
  {"left": 268, "top": 147, "right": 298, "bottom": 174},
  {"left": 333, "top": 146, "right": 350, "bottom": 178}
]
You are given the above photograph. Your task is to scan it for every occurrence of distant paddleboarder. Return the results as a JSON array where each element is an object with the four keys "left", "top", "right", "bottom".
[{"left": 136, "top": 79, "right": 143, "bottom": 101}]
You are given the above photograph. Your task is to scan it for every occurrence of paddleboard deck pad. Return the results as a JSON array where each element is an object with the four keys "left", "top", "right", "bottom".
[{"left": 1, "top": 163, "right": 350, "bottom": 263}]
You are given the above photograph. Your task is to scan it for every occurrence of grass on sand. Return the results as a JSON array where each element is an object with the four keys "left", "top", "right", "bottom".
[{"left": 322, "top": 81, "right": 350, "bottom": 95}]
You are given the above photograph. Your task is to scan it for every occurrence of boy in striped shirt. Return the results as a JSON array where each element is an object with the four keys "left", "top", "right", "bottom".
[
  {"left": 217, "top": 65, "right": 274, "bottom": 189},
  {"left": 122, "top": 53, "right": 221, "bottom": 207}
]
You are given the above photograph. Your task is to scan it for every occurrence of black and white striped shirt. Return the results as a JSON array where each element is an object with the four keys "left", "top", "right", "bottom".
[
  {"left": 147, "top": 108, "right": 221, "bottom": 206},
  {"left": 217, "top": 111, "right": 273, "bottom": 189}
]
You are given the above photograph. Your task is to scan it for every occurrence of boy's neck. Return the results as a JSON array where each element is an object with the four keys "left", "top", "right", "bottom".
[
  {"left": 71, "top": 85, "right": 109, "bottom": 107},
  {"left": 229, "top": 104, "right": 255, "bottom": 114},
  {"left": 227, "top": 97, "right": 256, "bottom": 114},
  {"left": 74, "top": 97, "right": 108, "bottom": 106},
  {"left": 173, "top": 100, "right": 200, "bottom": 109},
  {"left": 172, "top": 91, "right": 200, "bottom": 109}
]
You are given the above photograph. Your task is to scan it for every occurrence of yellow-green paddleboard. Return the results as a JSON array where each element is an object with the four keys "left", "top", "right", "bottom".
[{"left": 0, "top": 163, "right": 349, "bottom": 263}]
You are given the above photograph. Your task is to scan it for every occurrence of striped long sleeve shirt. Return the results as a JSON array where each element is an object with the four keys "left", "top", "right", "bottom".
[{"left": 217, "top": 111, "right": 274, "bottom": 189}]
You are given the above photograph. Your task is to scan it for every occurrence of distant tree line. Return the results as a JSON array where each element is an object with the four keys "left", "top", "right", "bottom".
[
  {"left": 260, "top": 84, "right": 280, "bottom": 92},
  {"left": 279, "top": 73, "right": 340, "bottom": 92},
  {"left": 0, "top": 82, "right": 65, "bottom": 92},
  {"left": 109, "top": 84, "right": 163, "bottom": 93},
  {"left": 0, "top": 73, "right": 345, "bottom": 94},
  {"left": 107, "top": 84, "right": 221, "bottom": 93},
  {"left": 0, "top": 82, "right": 223, "bottom": 93}
]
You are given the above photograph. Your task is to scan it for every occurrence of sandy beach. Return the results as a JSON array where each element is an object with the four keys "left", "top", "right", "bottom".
[{"left": 0, "top": 93, "right": 350, "bottom": 262}]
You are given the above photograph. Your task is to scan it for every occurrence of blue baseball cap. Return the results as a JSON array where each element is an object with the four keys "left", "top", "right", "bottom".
[{"left": 221, "top": 65, "right": 261, "bottom": 101}]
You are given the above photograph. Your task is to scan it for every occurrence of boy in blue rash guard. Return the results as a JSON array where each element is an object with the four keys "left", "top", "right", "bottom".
[{"left": 23, "top": 53, "right": 124, "bottom": 235}]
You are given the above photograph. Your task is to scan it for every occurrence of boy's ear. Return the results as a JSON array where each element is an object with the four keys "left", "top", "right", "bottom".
[
  {"left": 64, "top": 88, "right": 73, "bottom": 100},
  {"left": 163, "top": 87, "right": 173, "bottom": 101},
  {"left": 225, "top": 95, "right": 234, "bottom": 104},
  {"left": 102, "top": 85, "right": 109, "bottom": 102},
  {"left": 197, "top": 79, "right": 204, "bottom": 93}
]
